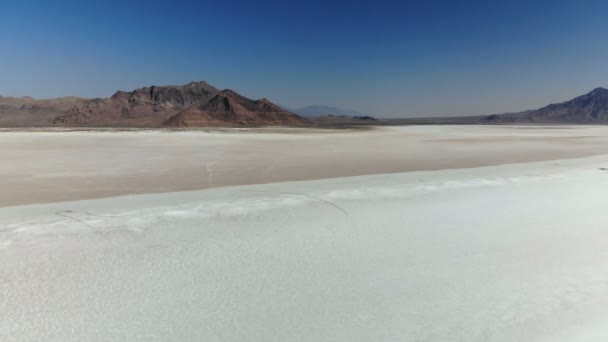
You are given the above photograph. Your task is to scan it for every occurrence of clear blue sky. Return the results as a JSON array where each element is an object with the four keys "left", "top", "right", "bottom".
[{"left": 2, "top": 0, "right": 608, "bottom": 117}]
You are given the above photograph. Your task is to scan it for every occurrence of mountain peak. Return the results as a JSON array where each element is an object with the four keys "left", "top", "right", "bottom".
[
  {"left": 186, "top": 80, "right": 216, "bottom": 89},
  {"left": 589, "top": 87, "right": 608, "bottom": 95},
  {"left": 188, "top": 80, "right": 210, "bottom": 85}
]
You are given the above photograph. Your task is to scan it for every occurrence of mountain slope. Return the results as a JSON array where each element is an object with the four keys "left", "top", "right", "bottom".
[
  {"left": 0, "top": 96, "right": 87, "bottom": 127},
  {"left": 0, "top": 81, "right": 306, "bottom": 127},
  {"left": 485, "top": 87, "right": 608, "bottom": 123},
  {"left": 50, "top": 81, "right": 224, "bottom": 126},
  {"left": 164, "top": 90, "right": 305, "bottom": 127},
  {"left": 388, "top": 87, "right": 608, "bottom": 125}
]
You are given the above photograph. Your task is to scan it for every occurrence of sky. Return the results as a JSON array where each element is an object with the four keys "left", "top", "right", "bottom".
[{"left": 2, "top": 0, "right": 608, "bottom": 118}]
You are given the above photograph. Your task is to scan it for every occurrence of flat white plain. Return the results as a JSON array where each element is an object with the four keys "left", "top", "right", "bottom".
[{"left": 3, "top": 154, "right": 608, "bottom": 341}]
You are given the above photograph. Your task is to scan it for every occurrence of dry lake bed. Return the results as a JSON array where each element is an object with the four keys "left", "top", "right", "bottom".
[
  {"left": 2, "top": 125, "right": 608, "bottom": 207},
  {"left": 2, "top": 125, "right": 608, "bottom": 341}
]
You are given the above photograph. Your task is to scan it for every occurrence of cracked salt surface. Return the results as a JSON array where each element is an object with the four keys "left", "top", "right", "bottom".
[{"left": 2, "top": 156, "right": 608, "bottom": 341}]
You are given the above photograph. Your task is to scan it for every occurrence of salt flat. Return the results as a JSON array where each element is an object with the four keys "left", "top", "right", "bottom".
[
  {"left": 2, "top": 153, "right": 608, "bottom": 341},
  {"left": 3, "top": 125, "right": 608, "bottom": 341},
  {"left": 2, "top": 125, "right": 608, "bottom": 207}
]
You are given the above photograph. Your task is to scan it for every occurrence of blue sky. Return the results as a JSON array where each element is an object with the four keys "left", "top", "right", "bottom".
[{"left": 1, "top": 0, "right": 608, "bottom": 117}]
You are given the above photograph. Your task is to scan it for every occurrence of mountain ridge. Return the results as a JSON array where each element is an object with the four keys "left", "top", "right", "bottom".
[
  {"left": 0, "top": 81, "right": 306, "bottom": 127},
  {"left": 485, "top": 87, "right": 608, "bottom": 123},
  {"left": 3, "top": 85, "right": 608, "bottom": 127}
]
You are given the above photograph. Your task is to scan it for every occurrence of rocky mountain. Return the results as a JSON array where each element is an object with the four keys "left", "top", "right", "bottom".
[
  {"left": 1, "top": 81, "right": 306, "bottom": 127},
  {"left": 5, "top": 85, "right": 608, "bottom": 127},
  {"left": 484, "top": 87, "right": 608, "bottom": 123},
  {"left": 289, "top": 105, "right": 368, "bottom": 117},
  {"left": 163, "top": 89, "right": 306, "bottom": 127},
  {"left": 386, "top": 87, "right": 608, "bottom": 125}
]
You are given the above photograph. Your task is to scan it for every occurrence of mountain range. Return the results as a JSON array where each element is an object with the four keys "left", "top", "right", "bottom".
[
  {"left": 0, "top": 81, "right": 305, "bottom": 127},
  {"left": 2, "top": 84, "right": 608, "bottom": 127}
]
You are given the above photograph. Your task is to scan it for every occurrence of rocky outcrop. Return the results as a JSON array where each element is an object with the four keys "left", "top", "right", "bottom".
[
  {"left": 163, "top": 90, "right": 305, "bottom": 127},
  {"left": 47, "top": 81, "right": 307, "bottom": 127}
]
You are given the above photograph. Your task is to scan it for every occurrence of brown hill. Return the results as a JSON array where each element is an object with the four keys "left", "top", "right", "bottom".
[
  {"left": 1, "top": 81, "right": 306, "bottom": 127},
  {"left": 164, "top": 90, "right": 304, "bottom": 127},
  {"left": 0, "top": 96, "right": 87, "bottom": 127}
]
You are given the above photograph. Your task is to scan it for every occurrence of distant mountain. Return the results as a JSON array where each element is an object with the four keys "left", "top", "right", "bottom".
[
  {"left": 0, "top": 95, "right": 87, "bottom": 127},
  {"left": 289, "top": 105, "right": 368, "bottom": 117},
  {"left": 307, "top": 114, "right": 377, "bottom": 126},
  {"left": 484, "top": 87, "right": 608, "bottom": 123},
  {"left": 5, "top": 85, "right": 608, "bottom": 127},
  {"left": 390, "top": 87, "right": 608, "bottom": 125},
  {"left": 0, "top": 82, "right": 306, "bottom": 127}
]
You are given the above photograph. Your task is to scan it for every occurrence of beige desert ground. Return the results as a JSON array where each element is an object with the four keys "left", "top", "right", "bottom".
[{"left": 2, "top": 125, "right": 608, "bottom": 207}]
